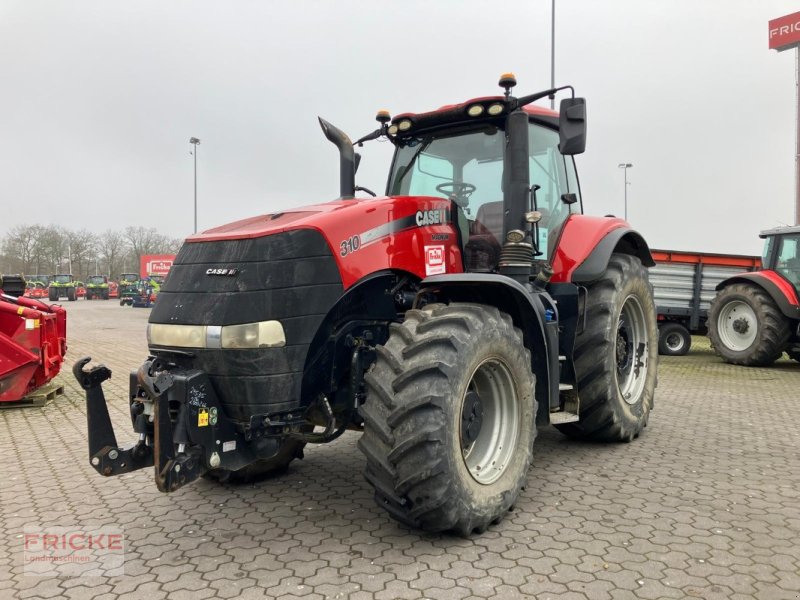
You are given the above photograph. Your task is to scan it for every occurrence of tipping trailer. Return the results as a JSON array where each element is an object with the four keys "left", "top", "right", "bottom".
[
  {"left": 650, "top": 249, "right": 761, "bottom": 355},
  {"left": 73, "top": 75, "right": 659, "bottom": 536}
]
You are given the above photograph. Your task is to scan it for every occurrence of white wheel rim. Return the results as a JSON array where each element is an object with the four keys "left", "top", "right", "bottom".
[
  {"left": 664, "top": 331, "right": 685, "bottom": 352},
  {"left": 717, "top": 301, "right": 757, "bottom": 351},
  {"left": 460, "top": 358, "right": 520, "bottom": 485},
  {"left": 616, "top": 295, "right": 649, "bottom": 406}
]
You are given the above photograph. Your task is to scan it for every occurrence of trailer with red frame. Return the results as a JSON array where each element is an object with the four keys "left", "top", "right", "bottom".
[
  {"left": 73, "top": 75, "right": 659, "bottom": 536},
  {"left": 0, "top": 276, "right": 67, "bottom": 404},
  {"left": 649, "top": 249, "right": 761, "bottom": 355},
  {"left": 707, "top": 226, "right": 800, "bottom": 366}
]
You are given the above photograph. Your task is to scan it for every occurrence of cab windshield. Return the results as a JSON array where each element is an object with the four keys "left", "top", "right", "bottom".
[
  {"left": 54, "top": 275, "right": 72, "bottom": 284},
  {"left": 388, "top": 126, "right": 504, "bottom": 221},
  {"left": 88, "top": 276, "right": 105, "bottom": 284},
  {"left": 386, "top": 122, "right": 581, "bottom": 257}
]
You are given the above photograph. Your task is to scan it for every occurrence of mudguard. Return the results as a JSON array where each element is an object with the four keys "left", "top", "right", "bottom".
[
  {"left": 416, "top": 273, "right": 558, "bottom": 425},
  {"left": 551, "top": 215, "right": 654, "bottom": 283},
  {"left": 717, "top": 272, "right": 800, "bottom": 320}
]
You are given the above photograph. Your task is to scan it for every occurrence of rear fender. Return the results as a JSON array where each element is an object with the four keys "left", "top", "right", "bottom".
[
  {"left": 417, "top": 274, "right": 557, "bottom": 425},
  {"left": 717, "top": 272, "right": 800, "bottom": 321},
  {"left": 552, "top": 215, "right": 654, "bottom": 283}
]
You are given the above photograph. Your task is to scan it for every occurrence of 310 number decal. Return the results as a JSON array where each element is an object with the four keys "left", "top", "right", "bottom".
[{"left": 340, "top": 235, "right": 361, "bottom": 257}]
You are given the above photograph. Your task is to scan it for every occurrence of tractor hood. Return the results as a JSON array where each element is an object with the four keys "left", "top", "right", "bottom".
[
  {"left": 186, "top": 199, "right": 371, "bottom": 242},
  {"left": 180, "top": 194, "right": 458, "bottom": 291}
]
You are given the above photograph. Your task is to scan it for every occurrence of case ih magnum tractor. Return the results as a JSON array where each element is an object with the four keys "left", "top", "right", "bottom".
[
  {"left": 708, "top": 226, "right": 800, "bottom": 366},
  {"left": 75, "top": 75, "right": 658, "bottom": 535}
]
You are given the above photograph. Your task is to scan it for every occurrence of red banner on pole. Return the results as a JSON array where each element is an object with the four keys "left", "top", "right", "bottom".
[{"left": 769, "top": 11, "right": 800, "bottom": 51}]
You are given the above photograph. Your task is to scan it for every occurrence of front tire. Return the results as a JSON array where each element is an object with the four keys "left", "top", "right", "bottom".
[
  {"left": 359, "top": 303, "right": 537, "bottom": 536},
  {"left": 658, "top": 322, "right": 691, "bottom": 356},
  {"left": 555, "top": 253, "right": 658, "bottom": 442},
  {"left": 707, "top": 283, "right": 791, "bottom": 366}
]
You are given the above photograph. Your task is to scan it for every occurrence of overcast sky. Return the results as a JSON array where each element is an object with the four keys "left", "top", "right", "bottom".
[{"left": 1, "top": 0, "right": 798, "bottom": 255}]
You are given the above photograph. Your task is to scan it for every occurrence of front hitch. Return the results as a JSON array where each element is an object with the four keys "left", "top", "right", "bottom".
[
  {"left": 74, "top": 355, "right": 255, "bottom": 492},
  {"left": 73, "top": 357, "right": 154, "bottom": 477}
]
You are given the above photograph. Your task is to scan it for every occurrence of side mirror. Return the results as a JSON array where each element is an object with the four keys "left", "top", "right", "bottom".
[{"left": 558, "top": 98, "right": 587, "bottom": 155}]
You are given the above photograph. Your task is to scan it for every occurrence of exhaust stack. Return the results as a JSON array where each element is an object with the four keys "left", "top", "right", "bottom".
[{"left": 318, "top": 117, "right": 355, "bottom": 200}]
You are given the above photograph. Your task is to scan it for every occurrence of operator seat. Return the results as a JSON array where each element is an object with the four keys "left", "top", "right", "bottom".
[{"left": 463, "top": 201, "right": 504, "bottom": 272}]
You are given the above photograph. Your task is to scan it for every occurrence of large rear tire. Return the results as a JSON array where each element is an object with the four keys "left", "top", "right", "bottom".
[
  {"left": 359, "top": 303, "right": 537, "bottom": 536},
  {"left": 203, "top": 437, "right": 307, "bottom": 484},
  {"left": 658, "top": 322, "right": 691, "bottom": 356},
  {"left": 707, "top": 283, "right": 791, "bottom": 366},
  {"left": 48, "top": 287, "right": 57, "bottom": 301},
  {"left": 555, "top": 253, "right": 658, "bottom": 442},
  {"left": 67, "top": 287, "right": 76, "bottom": 302}
]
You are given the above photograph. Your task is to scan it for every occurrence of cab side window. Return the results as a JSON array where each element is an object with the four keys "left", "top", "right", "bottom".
[{"left": 528, "top": 124, "right": 578, "bottom": 255}]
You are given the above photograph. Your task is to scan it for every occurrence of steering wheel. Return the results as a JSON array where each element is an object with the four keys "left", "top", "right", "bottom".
[{"left": 436, "top": 182, "right": 476, "bottom": 207}]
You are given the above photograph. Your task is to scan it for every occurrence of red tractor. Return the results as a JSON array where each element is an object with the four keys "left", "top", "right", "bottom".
[
  {"left": 74, "top": 75, "right": 658, "bottom": 536},
  {"left": 708, "top": 226, "right": 800, "bottom": 365}
]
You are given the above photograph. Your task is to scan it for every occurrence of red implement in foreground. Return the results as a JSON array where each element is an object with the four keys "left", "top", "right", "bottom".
[{"left": 0, "top": 294, "right": 67, "bottom": 402}]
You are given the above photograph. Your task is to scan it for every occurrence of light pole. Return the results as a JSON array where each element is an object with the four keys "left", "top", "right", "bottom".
[
  {"left": 550, "top": 0, "right": 556, "bottom": 110},
  {"left": 190, "top": 137, "right": 201, "bottom": 233},
  {"left": 618, "top": 163, "right": 633, "bottom": 220}
]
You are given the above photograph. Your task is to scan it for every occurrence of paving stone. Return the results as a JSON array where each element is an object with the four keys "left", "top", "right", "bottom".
[{"left": 1, "top": 306, "right": 798, "bottom": 599}]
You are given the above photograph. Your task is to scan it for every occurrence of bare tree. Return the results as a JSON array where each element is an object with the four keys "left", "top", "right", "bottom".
[
  {"left": 2, "top": 225, "right": 39, "bottom": 274},
  {"left": 97, "top": 230, "right": 126, "bottom": 278}
]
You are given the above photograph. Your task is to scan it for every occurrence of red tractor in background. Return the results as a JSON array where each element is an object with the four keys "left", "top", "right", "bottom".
[
  {"left": 708, "top": 226, "right": 800, "bottom": 365},
  {"left": 74, "top": 75, "right": 658, "bottom": 536}
]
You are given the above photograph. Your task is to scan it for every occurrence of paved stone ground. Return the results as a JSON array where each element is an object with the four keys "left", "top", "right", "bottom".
[{"left": 1, "top": 300, "right": 799, "bottom": 600}]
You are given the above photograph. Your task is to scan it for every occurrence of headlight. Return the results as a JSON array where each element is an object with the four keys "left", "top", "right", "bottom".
[
  {"left": 148, "top": 324, "right": 207, "bottom": 348},
  {"left": 221, "top": 321, "right": 286, "bottom": 349},
  {"left": 147, "top": 320, "right": 286, "bottom": 349},
  {"left": 467, "top": 104, "right": 484, "bottom": 117},
  {"left": 397, "top": 119, "right": 412, "bottom": 131},
  {"left": 487, "top": 103, "right": 504, "bottom": 116}
]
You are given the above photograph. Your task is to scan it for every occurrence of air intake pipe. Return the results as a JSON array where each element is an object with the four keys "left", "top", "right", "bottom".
[{"left": 318, "top": 117, "right": 355, "bottom": 200}]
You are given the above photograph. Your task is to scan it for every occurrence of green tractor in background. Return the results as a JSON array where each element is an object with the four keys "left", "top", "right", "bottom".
[
  {"left": 85, "top": 275, "right": 110, "bottom": 300},
  {"left": 49, "top": 274, "right": 77, "bottom": 301},
  {"left": 143, "top": 274, "right": 165, "bottom": 297},
  {"left": 118, "top": 272, "right": 140, "bottom": 306}
]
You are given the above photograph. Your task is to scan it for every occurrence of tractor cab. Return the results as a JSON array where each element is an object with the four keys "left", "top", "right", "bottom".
[
  {"left": 382, "top": 74, "right": 585, "bottom": 277},
  {"left": 386, "top": 108, "right": 582, "bottom": 272},
  {"left": 761, "top": 226, "right": 800, "bottom": 289},
  {"left": 87, "top": 275, "right": 108, "bottom": 285},
  {"left": 52, "top": 274, "right": 74, "bottom": 285}
]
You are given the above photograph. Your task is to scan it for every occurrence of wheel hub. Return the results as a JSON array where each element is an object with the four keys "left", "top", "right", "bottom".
[
  {"left": 461, "top": 390, "right": 484, "bottom": 449},
  {"left": 732, "top": 317, "right": 749, "bottom": 334}
]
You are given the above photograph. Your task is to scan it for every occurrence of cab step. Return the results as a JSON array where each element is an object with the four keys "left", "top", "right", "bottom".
[{"left": 549, "top": 410, "right": 579, "bottom": 424}]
